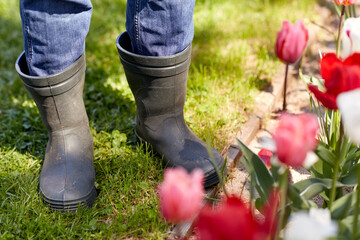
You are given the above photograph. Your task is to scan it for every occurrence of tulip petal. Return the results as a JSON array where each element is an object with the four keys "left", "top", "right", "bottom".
[
  {"left": 276, "top": 20, "right": 308, "bottom": 64},
  {"left": 258, "top": 148, "right": 273, "bottom": 168},
  {"left": 273, "top": 114, "right": 319, "bottom": 167},
  {"left": 308, "top": 84, "right": 338, "bottom": 110},
  {"left": 337, "top": 89, "right": 360, "bottom": 145},
  {"left": 284, "top": 208, "right": 338, "bottom": 240},
  {"left": 276, "top": 21, "right": 290, "bottom": 62},
  {"left": 320, "top": 53, "right": 342, "bottom": 82},
  {"left": 302, "top": 151, "right": 318, "bottom": 169},
  {"left": 341, "top": 18, "right": 360, "bottom": 59},
  {"left": 158, "top": 167, "right": 204, "bottom": 223},
  {"left": 343, "top": 53, "right": 360, "bottom": 67}
]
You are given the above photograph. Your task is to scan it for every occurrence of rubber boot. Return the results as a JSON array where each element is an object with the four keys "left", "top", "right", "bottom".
[
  {"left": 15, "top": 52, "right": 96, "bottom": 211},
  {"left": 116, "top": 32, "right": 225, "bottom": 188}
]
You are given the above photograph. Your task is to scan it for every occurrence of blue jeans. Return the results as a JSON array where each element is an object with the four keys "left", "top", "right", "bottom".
[{"left": 19, "top": 0, "right": 195, "bottom": 76}]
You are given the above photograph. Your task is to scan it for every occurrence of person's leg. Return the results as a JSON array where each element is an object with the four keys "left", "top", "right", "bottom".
[
  {"left": 16, "top": 0, "right": 96, "bottom": 211},
  {"left": 125, "top": 0, "right": 195, "bottom": 56},
  {"left": 117, "top": 0, "right": 225, "bottom": 188},
  {"left": 19, "top": 0, "right": 92, "bottom": 76}
]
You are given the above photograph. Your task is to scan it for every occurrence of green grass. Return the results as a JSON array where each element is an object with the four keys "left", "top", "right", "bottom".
[{"left": 0, "top": 0, "right": 318, "bottom": 238}]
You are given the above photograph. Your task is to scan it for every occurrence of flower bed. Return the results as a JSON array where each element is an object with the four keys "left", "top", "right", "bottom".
[{"left": 158, "top": 2, "right": 360, "bottom": 240}]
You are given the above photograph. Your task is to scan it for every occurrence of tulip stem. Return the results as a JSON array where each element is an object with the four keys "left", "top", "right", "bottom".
[
  {"left": 352, "top": 164, "right": 360, "bottom": 240},
  {"left": 276, "top": 168, "right": 288, "bottom": 239},
  {"left": 328, "top": 115, "right": 343, "bottom": 209},
  {"left": 336, "top": 5, "right": 346, "bottom": 57},
  {"left": 282, "top": 64, "right": 289, "bottom": 111}
]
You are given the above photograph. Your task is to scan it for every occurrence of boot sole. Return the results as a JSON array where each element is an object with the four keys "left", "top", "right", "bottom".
[
  {"left": 40, "top": 186, "right": 97, "bottom": 212},
  {"left": 135, "top": 130, "right": 225, "bottom": 189}
]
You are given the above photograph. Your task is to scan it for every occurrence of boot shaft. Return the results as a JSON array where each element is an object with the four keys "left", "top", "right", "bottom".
[
  {"left": 16, "top": 52, "right": 89, "bottom": 133},
  {"left": 116, "top": 32, "right": 191, "bottom": 119}
]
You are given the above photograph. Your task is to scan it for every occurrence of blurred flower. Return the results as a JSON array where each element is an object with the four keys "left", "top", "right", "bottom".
[
  {"left": 334, "top": 0, "right": 357, "bottom": 5},
  {"left": 158, "top": 167, "right": 204, "bottom": 223},
  {"left": 276, "top": 20, "right": 309, "bottom": 64},
  {"left": 308, "top": 53, "right": 360, "bottom": 109},
  {"left": 302, "top": 151, "right": 319, "bottom": 169},
  {"left": 195, "top": 190, "right": 280, "bottom": 240},
  {"left": 337, "top": 89, "right": 360, "bottom": 144},
  {"left": 284, "top": 208, "right": 338, "bottom": 240},
  {"left": 196, "top": 196, "right": 256, "bottom": 240},
  {"left": 341, "top": 17, "right": 360, "bottom": 59},
  {"left": 260, "top": 189, "right": 281, "bottom": 239},
  {"left": 273, "top": 114, "right": 319, "bottom": 167},
  {"left": 258, "top": 148, "right": 273, "bottom": 168}
]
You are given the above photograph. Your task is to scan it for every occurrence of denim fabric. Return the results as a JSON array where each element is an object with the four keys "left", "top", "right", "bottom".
[
  {"left": 19, "top": 0, "right": 93, "bottom": 76},
  {"left": 126, "top": 0, "right": 195, "bottom": 56},
  {"left": 20, "top": 0, "right": 195, "bottom": 76}
]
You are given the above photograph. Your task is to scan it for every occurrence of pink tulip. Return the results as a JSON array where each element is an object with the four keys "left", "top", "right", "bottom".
[
  {"left": 273, "top": 114, "right": 319, "bottom": 167},
  {"left": 276, "top": 20, "right": 309, "bottom": 64},
  {"left": 158, "top": 167, "right": 204, "bottom": 223},
  {"left": 334, "top": 0, "right": 357, "bottom": 5}
]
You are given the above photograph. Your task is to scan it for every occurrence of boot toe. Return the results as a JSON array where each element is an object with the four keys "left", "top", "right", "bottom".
[
  {"left": 163, "top": 138, "right": 226, "bottom": 188},
  {"left": 39, "top": 155, "right": 96, "bottom": 211},
  {"left": 39, "top": 173, "right": 96, "bottom": 211}
]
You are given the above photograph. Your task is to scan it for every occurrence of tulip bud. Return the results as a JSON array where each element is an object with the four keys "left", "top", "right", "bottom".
[
  {"left": 341, "top": 17, "right": 360, "bottom": 59},
  {"left": 276, "top": 20, "right": 309, "bottom": 65},
  {"left": 158, "top": 167, "right": 204, "bottom": 223},
  {"left": 258, "top": 148, "right": 273, "bottom": 168},
  {"left": 273, "top": 114, "right": 319, "bottom": 167}
]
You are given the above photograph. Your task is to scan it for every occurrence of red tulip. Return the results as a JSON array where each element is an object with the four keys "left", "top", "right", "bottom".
[
  {"left": 334, "top": 0, "right": 357, "bottom": 5},
  {"left": 276, "top": 20, "right": 309, "bottom": 64},
  {"left": 158, "top": 167, "right": 204, "bottom": 223},
  {"left": 308, "top": 53, "right": 360, "bottom": 109},
  {"left": 273, "top": 114, "right": 319, "bottom": 167},
  {"left": 260, "top": 189, "right": 281, "bottom": 240},
  {"left": 195, "top": 190, "right": 280, "bottom": 240},
  {"left": 258, "top": 148, "right": 273, "bottom": 168}
]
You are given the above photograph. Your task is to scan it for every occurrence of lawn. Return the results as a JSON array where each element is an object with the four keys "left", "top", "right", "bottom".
[{"left": 0, "top": 0, "right": 318, "bottom": 239}]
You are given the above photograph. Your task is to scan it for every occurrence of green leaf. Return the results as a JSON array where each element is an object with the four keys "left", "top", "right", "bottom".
[
  {"left": 112, "top": 130, "right": 127, "bottom": 148},
  {"left": 314, "top": 142, "right": 336, "bottom": 167},
  {"left": 339, "top": 135, "right": 352, "bottom": 166},
  {"left": 341, "top": 163, "right": 359, "bottom": 186},
  {"left": 302, "top": 74, "right": 325, "bottom": 91},
  {"left": 331, "top": 191, "right": 356, "bottom": 220},
  {"left": 337, "top": 218, "right": 352, "bottom": 240},
  {"left": 310, "top": 156, "right": 333, "bottom": 180},
  {"left": 341, "top": 149, "right": 360, "bottom": 175},
  {"left": 292, "top": 178, "right": 341, "bottom": 200},
  {"left": 288, "top": 185, "right": 314, "bottom": 209},
  {"left": 340, "top": 213, "right": 360, "bottom": 239},
  {"left": 237, "top": 138, "right": 274, "bottom": 198}
]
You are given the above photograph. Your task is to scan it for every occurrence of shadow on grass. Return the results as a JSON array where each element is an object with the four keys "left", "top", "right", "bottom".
[
  {"left": 0, "top": 3, "right": 168, "bottom": 238},
  {"left": 0, "top": 4, "right": 137, "bottom": 156}
]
